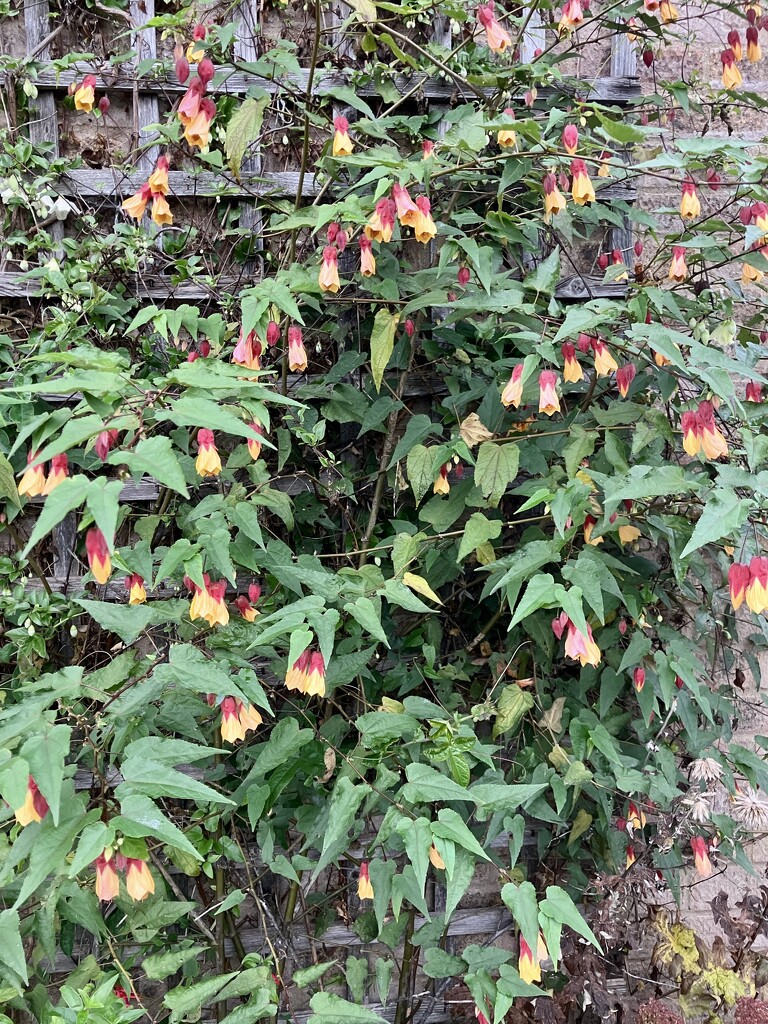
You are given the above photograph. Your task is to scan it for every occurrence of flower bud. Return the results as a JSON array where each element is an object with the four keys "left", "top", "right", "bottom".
[
  {"left": 598, "top": 253, "right": 609, "bottom": 270},
  {"left": 642, "top": 49, "right": 654, "bottom": 66},
  {"left": 176, "top": 56, "right": 190, "bottom": 84},
  {"left": 198, "top": 58, "right": 214, "bottom": 87},
  {"left": 404, "top": 319, "right": 415, "bottom": 338},
  {"left": 98, "top": 95, "right": 110, "bottom": 114}
]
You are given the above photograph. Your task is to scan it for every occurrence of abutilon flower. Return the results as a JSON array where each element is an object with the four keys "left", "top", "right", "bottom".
[
  {"left": 195, "top": 428, "right": 222, "bottom": 478},
  {"left": 125, "top": 574, "right": 147, "bottom": 605},
  {"left": 618, "top": 523, "right": 641, "bottom": 544},
  {"left": 305, "top": 652, "right": 326, "bottom": 696},
  {"left": 332, "top": 116, "right": 354, "bottom": 156},
  {"left": 86, "top": 527, "right": 111, "bottom": 584},
  {"left": 562, "top": 124, "right": 579, "bottom": 154},
  {"left": 612, "top": 248, "right": 629, "bottom": 281},
  {"left": 248, "top": 422, "right": 265, "bottom": 461},
  {"left": 706, "top": 167, "right": 721, "bottom": 190},
  {"left": 359, "top": 235, "right": 376, "bottom": 277},
  {"left": 422, "top": 140, "right": 435, "bottom": 159},
  {"left": 668, "top": 246, "right": 689, "bottom": 281},
  {"left": 680, "top": 178, "right": 701, "bottom": 220},
  {"left": 598, "top": 150, "right": 612, "bottom": 177},
  {"left": 413, "top": 196, "right": 437, "bottom": 243},
  {"left": 365, "top": 198, "right": 396, "bottom": 243},
  {"left": 721, "top": 48, "right": 743, "bottom": 88},
  {"left": 429, "top": 844, "right": 445, "bottom": 869},
  {"left": 204, "top": 579, "right": 229, "bottom": 627},
  {"left": 747, "top": 24, "right": 762, "bottom": 60},
  {"left": 564, "top": 618, "right": 601, "bottom": 667},
  {"left": 95, "top": 428, "right": 119, "bottom": 462},
  {"left": 434, "top": 462, "right": 451, "bottom": 495},
  {"left": 288, "top": 325, "right": 308, "bottom": 372},
  {"left": 184, "top": 97, "right": 216, "bottom": 150},
  {"left": 121, "top": 183, "right": 152, "bottom": 220},
  {"left": 591, "top": 338, "right": 618, "bottom": 377},
  {"left": 220, "top": 695, "right": 261, "bottom": 741},
  {"left": 18, "top": 451, "right": 46, "bottom": 497},
  {"left": 319, "top": 245, "right": 340, "bottom": 293},
  {"left": 538, "top": 370, "right": 561, "bottom": 416},
  {"left": 235, "top": 594, "right": 259, "bottom": 621},
  {"left": 151, "top": 193, "right": 173, "bottom": 226},
  {"left": 357, "top": 860, "right": 374, "bottom": 899},
  {"left": 197, "top": 57, "right": 214, "bottom": 87},
  {"left": 176, "top": 52, "right": 191, "bottom": 84},
  {"left": 125, "top": 859, "right": 155, "bottom": 901},
  {"left": 543, "top": 172, "right": 567, "bottom": 218},
  {"left": 238, "top": 701, "right": 264, "bottom": 733},
  {"left": 577, "top": 332, "right": 594, "bottom": 353},
  {"left": 659, "top": 0, "right": 679, "bottom": 21},
  {"left": 518, "top": 936, "right": 542, "bottom": 984},
  {"left": 743, "top": 260, "right": 764, "bottom": 285},
  {"left": 266, "top": 321, "right": 280, "bottom": 348},
  {"left": 633, "top": 667, "right": 645, "bottom": 692},
  {"left": 559, "top": 0, "right": 585, "bottom": 31},
  {"left": 583, "top": 514, "right": 603, "bottom": 546},
  {"left": 14, "top": 776, "right": 49, "bottom": 826},
  {"left": 728, "top": 28, "right": 743, "bottom": 60},
  {"left": 502, "top": 364, "right": 524, "bottom": 408},
  {"left": 746, "top": 556, "right": 768, "bottom": 613},
  {"left": 178, "top": 77, "right": 204, "bottom": 126},
  {"left": 729, "top": 562, "right": 751, "bottom": 609},
  {"left": 43, "top": 453, "right": 69, "bottom": 495},
  {"left": 147, "top": 155, "right": 170, "bottom": 195},
  {"left": 285, "top": 650, "right": 311, "bottom": 693},
  {"left": 697, "top": 400, "right": 729, "bottom": 460},
  {"left": 74, "top": 74, "right": 97, "bottom": 112},
  {"left": 690, "top": 836, "right": 712, "bottom": 877},
  {"left": 616, "top": 363, "right": 636, "bottom": 397},
  {"left": 747, "top": 381, "right": 764, "bottom": 402},
  {"left": 458, "top": 266, "right": 471, "bottom": 287},
  {"left": 497, "top": 108, "right": 517, "bottom": 148},
  {"left": 561, "top": 342, "right": 583, "bottom": 382},
  {"left": 404, "top": 319, "right": 416, "bottom": 338},
  {"left": 95, "top": 852, "right": 120, "bottom": 901},
  {"left": 570, "top": 159, "right": 595, "bottom": 205},
  {"left": 625, "top": 845, "right": 636, "bottom": 869},
  {"left": 233, "top": 328, "right": 262, "bottom": 372},
  {"left": 392, "top": 183, "right": 421, "bottom": 228},
  {"left": 476, "top": 1, "right": 512, "bottom": 51}
]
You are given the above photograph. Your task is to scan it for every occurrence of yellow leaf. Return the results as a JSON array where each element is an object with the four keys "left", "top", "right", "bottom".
[
  {"left": 346, "top": 0, "right": 377, "bottom": 22},
  {"left": 568, "top": 808, "right": 592, "bottom": 846},
  {"left": 402, "top": 572, "right": 443, "bottom": 605}
]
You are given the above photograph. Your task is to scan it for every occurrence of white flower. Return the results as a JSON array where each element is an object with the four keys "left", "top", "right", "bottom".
[
  {"left": 732, "top": 786, "right": 768, "bottom": 831},
  {"left": 51, "top": 197, "right": 72, "bottom": 221},
  {"left": 690, "top": 757, "right": 723, "bottom": 784},
  {"left": 682, "top": 791, "right": 712, "bottom": 824}
]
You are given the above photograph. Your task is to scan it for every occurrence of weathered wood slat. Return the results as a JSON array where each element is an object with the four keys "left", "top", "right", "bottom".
[
  {"left": 61, "top": 168, "right": 318, "bottom": 199},
  {"left": 23, "top": 64, "right": 641, "bottom": 102},
  {"left": 129, "top": 0, "right": 160, "bottom": 173},
  {"left": 234, "top": 0, "right": 265, "bottom": 257}
]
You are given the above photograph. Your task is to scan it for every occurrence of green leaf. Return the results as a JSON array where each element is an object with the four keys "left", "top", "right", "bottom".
[
  {"left": 401, "top": 763, "right": 472, "bottom": 804},
  {"left": 493, "top": 684, "right": 535, "bottom": 738},
  {"left": 563, "top": 427, "right": 598, "bottom": 480},
  {"left": 679, "top": 488, "right": 751, "bottom": 559},
  {"left": 0, "top": 453, "right": 21, "bottom": 508},
  {"left": 432, "top": 808, "right": 492, "bottom": 861},
  {"left": 109, "top": 435, "right": 189, "bottom": 497},
  {"left": 523, "top": 248, "right": 560, "bottom": 294},
  {"left": 389, "top": 415, "right": 441, "bottom": 469},
  {"left": 345, "top": 0, "right": 377, "bottom": 22},
  {"left": 0, "top": 911, "right": 28, "bottom": 990},
  {"left": 226, "top": 93, "right": 270, "bottom": 179},
  {"left": 370, "top": 309, "right": 400, "bottom": 392},
  {"left": 458, "top": 513, "right": 502, "bottom": 562},
  {"left": 406, "top": 444, "right": 435, "bottom": 503},
  {"left": 21, "top": 724, "right": 71, "bottom": 825},
  {"left": 308, "top": 993, "right": 388, "bottom": 1024},
  {"left": 540, "top": 885, "right": 602, "bottom": 952},
  {"left": 344, "top": 596, "right": 390, "bottom": 646},
  {"left": 314, "top": 777, "right": 371, "bottom": 875},
  {"left": 501, "top": 881, "right": 539, "bottom": 955},
  {"left": 119, "top": 759, "right": 236, "bottom": 806},
  {"left": 423, "top": 948, "right": 464, "bottom": 979},
  {"left": 114, "top": 793, "right": 203, "bottom": 861},
  {"left": 474, "top": 442, "right": 519, "bottom": 507},
  {"left": 293, "top": 962, "right": 337, "bottom": 988},
  {"left": 144, "top": 945, "right": 208, "bottom": 981},
  {"left": 23, "top": 475, "right": 89, "bottom": 555},
  {"left": 165, "top": 973, "right": 238, "bottom": 1023},
  {"left": 375, "top": 958, "right": 394, "bottom": 1005},
  {"left": 85, "top": 478, "right": 123, "bottom": 550},
  {"left": 345, "top": 956, "right": 369, "bottom": 1004},
  {"left": 74, "top": 599, "right": 186, "bottom": 645}
]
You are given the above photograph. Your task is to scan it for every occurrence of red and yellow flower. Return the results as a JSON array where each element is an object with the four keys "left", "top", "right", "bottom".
[
  {"left": 748, "top": 25, "right": 762, "bottom": 61},
  {"left": 616, "top": 363, "right": 636, "bottom": 398},
  {"left": 559, "top": 0, "right": 584, "bottom": 31},
  {"left": 365, "top": 198, "right": 397, "bottom": 243},
  {"left": 570, "top": 159, "right": 595, "bottom": 205},
  {"left": 413, "top": 196, "right": 437, "bottom": 244},
  {"left": 538, "top": 370, "right": 561, "bottom": 416},
  {"left": 497, "top": 108, "right": 517, "bottom": 148},
  {"left": 392, "top": 183, "right": 420, "bottom": 228},
  {"left": 332, "top": 115, "right": 354, "bottom": 156},
  {"left": 288, "top": 325, "right": 308, "bottom": 372},
  {"left": 95, "top": 852, "right": 120, "bottom": 902},
  {"left": 592, "top": 338, "right": 618, "bottom": 377},
  {"left": 476, "top": 1, "right": 512, "bottom": 51},
  {"left": 728, "top": 561, "right": 751, "bottom": 609},
  {"left": 746, "top": 556, "right": 768, "bottom": 613},
  {"left": 562, "top": 124, "right": 579, "bottom": 154},
  {"left": 43, "top": 453, "right": 69, "bottom": 494},
  {"left": 248, "top": 422, "right": 265, "bottom": 461},
  {"left": 18, "top": 450, "right": 46, "bottom": 497},
  {"left": 562, "top": 342, "right": 584, "bottom": 382},
  {"left": 543, "top": 172, "right": 567, "bottom": 218},
  {"left": 86, "top": 527, "right": 111, "bottom": 584},
  {"left": 721, "top": 47, "right": 743, "bottom": 89},
  {"left": 14, "top": 776, "right": 49, "bottom": 826},
  {"left": 502, "top": 364, "right": 524, "bottom": 408},
  {"left": 74, "top": 75, "right": 97, "bottom": 112},
  {"left": 668, "top": 246, "right": 689, "bottom": 281},
  {"left": 680, "top": 178, "right": 701, "bottom": 220},
  {"left": 125, "top": 859, "right": 155, "bottom": 901},
  {"left": 125, "top": 574, "right": 147, "bottom": 605},
  {"left": 690, "top": 836, "right": 712, "bottom": 878},
  {"left": 564, "top": 618, "right": 601, "bottom": 667},
  {"left": 122, "top": 184, "right": 152, "bottom": 221},
  {"left": 319, "top": 245, "right": 340, "bottom": 292},
  {"left": 357, "top": 860, "right": 374, "bottom": 899},
  {"left": 359, "top": 235, "right": 376, "bottom": 277},
  {"left": 232, "top": 327, "right": 263, "bottom": 372},
  {"left": 195, "top": 428, "right": 222, "bottom": 477}
]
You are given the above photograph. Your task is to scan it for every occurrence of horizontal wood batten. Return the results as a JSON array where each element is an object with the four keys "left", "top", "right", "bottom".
[
  {"left": 22, "top": 64, "right": 640, "bottom": 102},
  {"left": 62, "top": 168, "right": 318, "bottom": 199}
]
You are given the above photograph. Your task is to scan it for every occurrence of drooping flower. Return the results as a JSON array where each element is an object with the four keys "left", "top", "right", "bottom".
[
  {"left": 125, "top": 574, "right": 147, "bottom": 605},
  {"left": 573, "top": 158, "right": 593, "bottom": 204},
  {"left": 728, "top": 562, "right": 750, "bottom": 610},
  {"left": 502, "top": 364, "right": 524, "bottom": 408},
  {"left": 592, "top": 338, "right": 618, "bottom": 377},
  {"left": 147, "top": 155, "right": 170, "bottom": 195},
  {"left": 747, "top": 24, "right": 762, "bottom": 61},
  {"left": 668, "top": 246, "right": 689, "bottom": 281},
  {"left": 680, "top": 178, "right": 701, "bottom": 220},
  {"left": 305, "top": 652, "right": 326, "bottom": 697},
  {"left": 14, "top": 776, "right": 49, "bottom": 826},
  {"left": 121, "top": 183, "right": 152, "bottom": 220},
  {"left": 518, "top": 935, "right": 541, "bottom": 984},
  {"left": 86, "top": 527, "right": 111, "bottom": 584},
  {"left": 266, "top": 321, "right": 280, "bottom": 348},
  {"left": 195, "top": 428, "right": 222, "bottom": 478},
  {"left": 728, "top": 29, "right": 743, "bottom": 60},
  {"left": 659, "top": 0, "right": 679, "bottom": 21},
  {"left": 74, "top": 75, "right": 97, "bottom": 112},
  {"left": 178, "top": 78, "right": 204, "bottom": 125},
  {"left": 42, "top": 453, "right": 69, "bottom": 495},
  {"left": 197, "top": 57, "right": 214, "bottom": 88},
  {"left": 359, "top": 235, "right": 376, "bottom": 277},
  {"left": 95, "top": 429, "right": 119, "bottom": 462},
  {"left": 288, "top": 325, "right": 308, "bottom": 372},
  {"left": 220, "top": 696, "right": 260, "bottom": 742},
  {"left": 235, "top": 594, "right": 259, "bottom": 621},
  {"left": 434, "top": 462, "right": 451, "bottom": 495},
  {"left": 319, "top": 245, "right": 340, "bottom": 293},
  {"left": 633, "top": 667, "right": 645, "bottom": 692},
  {"left": 746, "top": 556, "right": 768, "bottom": 613},
  {"left": 392, "top": 183, "right": 421, "bottom": 228},
  {"left": 562, "top": 342, "right": 583, "bottom": 383},
  {"left": 625, "top": 844, "right": 636, "bottom": 869},
  {"left": 564, "top": 619, "right": 601, "bottom": 667},
  {"left": 476, "top": 1, "right": 512, "bottom": 51},
  {"left": 429, "top": 844, "right": 445, "bottom": 869},
  {"left": 721, "top": 48, "right": 743, "bottom": 89},
  {"left": 18, "top": 450, "right": 46, "bottom": 498},
  {"left": 746, "top": 381, "right": 763, "bottom": 402},
  {"left": 357, "top": 860, "right": 374, "bottom": 899},
  {"left": 697, "top": 400, "right": 728, "bottom": 460},
  {"left": 125, "top": 859, "right": 155, "bottom": 901},
  {"left": 543, "top": 172, "right": 567, "bottom": 218},
  {"left": 365, "top": 198, "right": 396, "bottom": 243},
  {"left": 562, "top": 124, "right": 579, "bottom": 154},
  {"left": 598, "top": 150, "right": 612, "bottom": 177},
  {"left": 232, "top": 327, "right": 262, "bottom": 372},
  {"left": 151, "top": 193, "right": 173, "bottom": 226},
  {"left": 285, "top": 650, "right": 311, "bottom": 693},
  {"left": 184, "top": 97, "right": 216, "bottom": 150},
  {"left": 413, "top": 195, "right": 437, "bottom": 244},
  {"left": 583, "top": 514, "right": 603, "bottom": 546},
  {"left": 204, "top": 579, "right": 229, "bottom": 627},
  {"left": 690, "top": 836, "right": 712, "bottom": 877},
  {"left": 538, "top": 370, "right": 561, "bottom": 416},
  {"left": 742, "top": 260, "right": 764, "bottom": 286},
  {"left": 616, "top": 363, "right": 636, "bottom": 398},
  {"left": 618, "top": 524, "right": 641, "bottom": 544},
  {"left": 332, "top": 116, "right": 354, "bottom": 157},
  {"left": 95, "top": 852, "right": 120, "bottom": 901},
  {"left": 248, "top": 422, "right": 265, "bottom": 461},
  {"left": 458, "top": 266, "right": 471, "bottom": 287},
  {"left": 681, "top": 409, "right": 701, "bottom": 456},
  {"left": 497, "top": 108, "right": 517, "bottom": 148},
  {"left": 559, "top": 0, "right": 585, "bottom": 31},
  {"left": 422, "top": 140, "right": 435, "bottom": 159},
  {"left": 238, "top": 701, "right": 263, "bottom": 733}
]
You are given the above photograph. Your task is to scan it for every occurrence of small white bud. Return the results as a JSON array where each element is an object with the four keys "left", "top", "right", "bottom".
[
  {"left": 27, "top": 625, "right": 35, "bottom": 636},
  {"left": 282, "top": 134, "right": 289, "bottom": 146}
]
